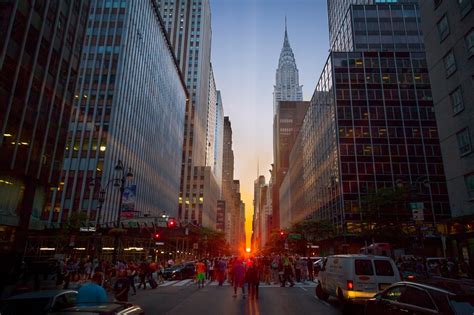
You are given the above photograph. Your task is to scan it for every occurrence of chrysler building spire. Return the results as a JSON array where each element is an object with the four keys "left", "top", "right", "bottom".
[{"left": 273, "top": 18, "right": 303, "bottom": 114}]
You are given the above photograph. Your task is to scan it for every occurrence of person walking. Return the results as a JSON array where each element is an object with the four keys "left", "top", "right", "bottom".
[
  {"left": 294, "top": 256, "right": 302, "bottom": 282},
  {"left": 282, "top": 254, "right": 295, "bottom": 287},
  {"left": 307, "top": 258, "right": 314, "bottom": 282},
  {"left": 196, "top": 260, "right": 206, "bottom": 288},
  {"left": 114, "top": 271, "right": 131, "bottom": 302},
  {"left": 232, "top": 259, "right": 246, "bottom": 298},
  {"left": 217, "top": 258, "right": 227, "bottom": 286},
  {"left": 245, "top": 260, "right": 260, "bottom": 299},
  {"left": 127, "top": 263, "right": 137, "bottom": 295},
  {"left": 137, "top": 260, "right": 149, "bottom": 290}
]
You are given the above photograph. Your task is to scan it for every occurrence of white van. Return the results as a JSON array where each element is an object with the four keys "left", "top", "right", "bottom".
[{"left": 316, "top": 254, "right": 401, "bottom": 304}]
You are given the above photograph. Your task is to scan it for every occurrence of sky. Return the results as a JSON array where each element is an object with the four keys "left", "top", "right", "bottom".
[{"left": 210, "top": 0, "right": 330, "bottom": 247}]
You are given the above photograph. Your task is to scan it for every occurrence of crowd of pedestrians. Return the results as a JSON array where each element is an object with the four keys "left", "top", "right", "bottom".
[
  {"left": 196, "top": 254, "right": 317, "bottom": 299},
  {"left": 52, "top": 257, "right": 168, "bottom": 303}
]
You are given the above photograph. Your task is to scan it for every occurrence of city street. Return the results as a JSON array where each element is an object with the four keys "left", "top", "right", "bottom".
[{"left": 129, "top": 280, "right": 361, "bottom": 315}]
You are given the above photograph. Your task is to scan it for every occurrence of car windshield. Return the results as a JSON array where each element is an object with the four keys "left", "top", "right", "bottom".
[
  {"left": 449, "top": 296, "right": 474, "bottom": 314},
  {"left": 1, "top": 298, "right": 50, "bottom": 315}
]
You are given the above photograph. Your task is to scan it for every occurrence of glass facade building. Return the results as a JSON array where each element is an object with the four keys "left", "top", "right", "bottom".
[
  {"left": 331, "top": 2, "right": 425, "bottom": 52},
  {"left": 0, "top": 0, "right": 89, "bottom": 242},
  {"left": 284, "top": 1, "right": 451, "bottom": 237},
  {"left": 301, "top": 51, "right": 450, "bottom": 233},
  {"left": 157, "top": 0, "right": 216, "bottom": 227},
  {"left": 45, "top": 0, "right": 187, "bottom": 226}
]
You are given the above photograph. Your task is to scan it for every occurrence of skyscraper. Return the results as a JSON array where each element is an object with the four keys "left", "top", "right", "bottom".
[
  {"left": 272, "top": 21, "right": 305, "bottom": 230},
  {"left": 49, "top": 0, "right": 187, "bottom": 226},
  {"left": 273, "top": 20, "right": 303, "bottom": 114},
  {"left": 214, "top": 91, "right": 224, "bottom": 193},
  {"left": 0, "top": 0, "right": 89, "bottom": 250},
  {"left": 157, "top": 0, "right": 216, "bottom": 227},
  {"left": 222, "top": 116, "right": 234, "bottom": 241},
  {"left": 291, "top": 1, "right": 450, "bottom": 253},
  {"left": 157, "top": 0, "right": 211, "bottom": 164},
  {"left": 419, "top": 0, "right": 474, "bottom": 217},
  {"left": 205, "top": 64, "right": 224, "bottom": 191}
]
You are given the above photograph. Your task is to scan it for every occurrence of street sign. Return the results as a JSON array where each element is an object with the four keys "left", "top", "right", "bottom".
[
  {"left": 288, "top": 233, "right": 302, "bottom": 240},
  {"left": 310, "top": 245, "right": 319, "bottom": 249},
  {"left": 155, "top": 242, "right": 165, "bottom": 246},
  {"left": 410, "top": 202, "right": 424, "bottom": 221},
  {"left": 79, "top": 227, "right": 96, "bottom": 232}
]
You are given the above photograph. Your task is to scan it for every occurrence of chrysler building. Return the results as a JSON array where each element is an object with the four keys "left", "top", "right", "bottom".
[{"left": 273, "top": 19, "right": 303, "bottom": 114}]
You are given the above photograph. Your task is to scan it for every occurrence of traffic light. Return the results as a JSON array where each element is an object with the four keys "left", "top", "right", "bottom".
[
  {"left": 167, "top": 218, "right": 177, "bottom": 228},
  {"left": 153, "top": 233, "right": 160, "bottom": 239},
  {"left": 279, "top": 231, "right": 286, "bottom": 238}
]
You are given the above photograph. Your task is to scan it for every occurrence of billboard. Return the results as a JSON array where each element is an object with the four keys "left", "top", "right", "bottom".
[{"left": 121, "top": 184, "right": 137, "bottom": 218}]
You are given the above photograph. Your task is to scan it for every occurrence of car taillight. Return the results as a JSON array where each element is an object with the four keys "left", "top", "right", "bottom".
[
  {"left": 347, "top": 280, "right": 354, "bottom": 290},
  {"left": 406, "top": 275, "right": 415, "bottom": 280}
]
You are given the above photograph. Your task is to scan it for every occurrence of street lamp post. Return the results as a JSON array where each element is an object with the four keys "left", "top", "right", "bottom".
[
  {"left": 89, "top": 159, "right": 133, "bottom": 263},
  {"left": 112, "top": 159, "right": 133, "bottom": 263}
]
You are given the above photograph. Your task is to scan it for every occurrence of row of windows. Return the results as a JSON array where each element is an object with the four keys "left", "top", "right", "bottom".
[
  {"left": 338, "top": 127, "right": 439, "bottom": 139},
  {"left": 337, "top": 105, "right": 436, "bottom": 121},
  {"left": 336, "top": 88, "right": 433, "bottom": 101},
  {"left": 339, "top": 143, "right": 441, "bottom": 158}
]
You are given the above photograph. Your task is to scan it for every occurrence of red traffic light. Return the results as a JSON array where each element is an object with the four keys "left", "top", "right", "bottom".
[
  {"left": 153, "top": 233, "right": 160, "bottom": 239},
  {"left": 167, "top": 218, "right": 177, "bottom": 228},
  {"left": 279, "top": 231, "right": 285, "bottom": 237}
]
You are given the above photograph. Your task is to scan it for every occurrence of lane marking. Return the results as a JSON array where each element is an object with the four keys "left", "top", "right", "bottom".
[
  {"left": 174, "top": 279, "right": 193, "bottom": 286},
  {"left": 299, "top": 286, "right": 307, "bottom": 291},
  {"left": 160, "top": 280, "right": 180, "bottom": 286}
]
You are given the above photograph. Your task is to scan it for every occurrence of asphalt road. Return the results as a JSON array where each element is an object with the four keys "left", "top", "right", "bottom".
[{"left": 129, "top": 280, "right": 365, "bottom": 315}]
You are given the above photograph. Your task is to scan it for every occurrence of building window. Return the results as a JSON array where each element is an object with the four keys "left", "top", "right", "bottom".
[
  {"left": 450, "top": 87, "right": 464, "bottom": 114},
  {"left": 465, "top": 173, "right": 474, "bottom": 199},
  {"left": 466, "top": 29, "right": 474, "bottom": 57},
  {"left": 437, "top": 15, "right": 450, "bottom": 41},
  {"left": 443, "top": 51, "right": 457, "bottom": 77},
  {"left": 459, "top": 0, "right": 473, "bottom": 17},
  {"left": 457, "top": 128, "right": 472, "bottom": 156}
]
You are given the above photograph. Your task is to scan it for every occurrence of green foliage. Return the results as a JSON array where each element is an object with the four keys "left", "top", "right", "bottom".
[
  {"left": 359, "top": 187, "right": 411, "bottom": 244},
  {"left": 290, "top": 219, "right": 335, "bottom": 242},
  {"left": 360, "top": 187, "right": 409, "bottom": 220}
]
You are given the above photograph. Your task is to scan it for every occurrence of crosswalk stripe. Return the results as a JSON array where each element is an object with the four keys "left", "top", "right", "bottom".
[
  {"left": 160, "top": 280, "right": 317, "bottom": 288},
  {"left": 175, "top": 279, "right": 193, "bottom": 286},
  {"left": 160, "top": 280, "right": 180, "bottom": 286}
]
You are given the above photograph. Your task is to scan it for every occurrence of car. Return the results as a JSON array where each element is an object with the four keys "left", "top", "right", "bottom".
[
  {"left": 365, "top": 281, "right": 474, "bottom": 315},
  {"left": 162, "top": 262, "right": 196, "bottom": 280},
  {"left": 49, "top": 302, "right": 145, "bottom": 315},
  {"left": 316, "top": 254, "right": 401, "bottom": 304},
  {"left": 0, "top": 289, "right": 77, "bottom": 315}
]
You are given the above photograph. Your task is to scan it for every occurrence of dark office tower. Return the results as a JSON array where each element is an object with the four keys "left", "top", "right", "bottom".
[
  {"left": 272, "top": 21, "right": 304, "bottom": 230},
  {"left": 0, "top": 1, "right": 89, "bottom": 249},
  {"left": 302, "top": 51, "right": 450, "bottom": 236},
  {"left": 46, "top": 0, "right": 187, "bottom": 226},
  {"left": 222, "top": 116, "right": 234, "bottom": 241},
  {"left": 156, "top": 0, "right": 214, "bottom": 227},
  {"left": 419, "top": 1, "right": 474, "bottom": 217},
  {"left": 330, "top": 0, "right": 425, "bottom": 52},
  {"left": 276, "top": 101, "right": 309, "bottom": 228},
  {"left": 290, "top": 1, "right": 451, "bottom": 248}
]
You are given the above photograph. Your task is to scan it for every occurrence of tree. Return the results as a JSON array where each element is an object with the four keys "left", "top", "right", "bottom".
[
  {"left": 359, "top": 187, "right": 411, "bottom": 244},
  {"left": 290, "top": 219, "right": 335, "bottom": 242}
]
